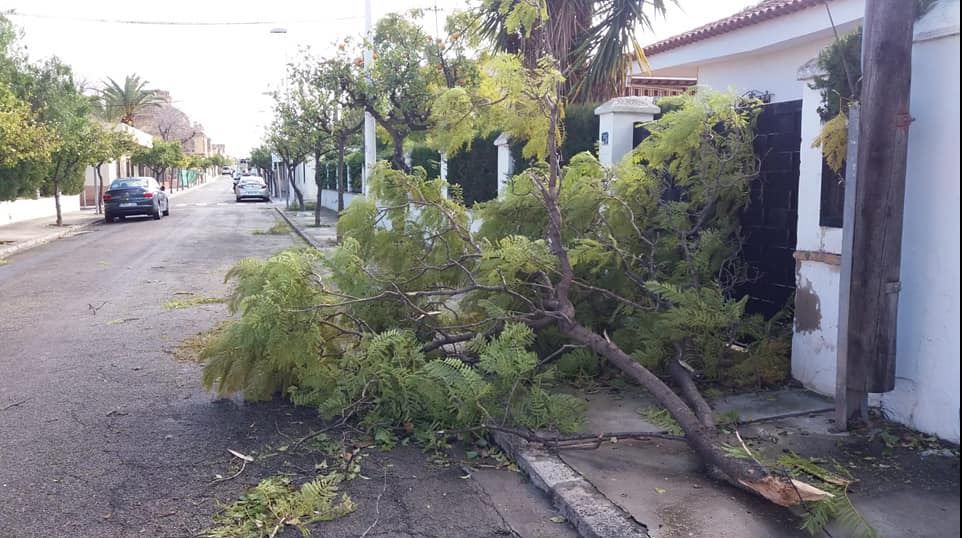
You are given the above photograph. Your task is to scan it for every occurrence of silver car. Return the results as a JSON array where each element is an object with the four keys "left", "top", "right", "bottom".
[{"left": 235, "top": 176, "right": 270, "bottom": 202}]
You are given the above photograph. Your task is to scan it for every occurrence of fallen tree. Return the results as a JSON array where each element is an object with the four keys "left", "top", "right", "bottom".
[
  {"left": 202, "top": 87, "right": 826, "bottom": 509},
  {"left": 201, "top": 4, "right": 830, "bottom": 511}
]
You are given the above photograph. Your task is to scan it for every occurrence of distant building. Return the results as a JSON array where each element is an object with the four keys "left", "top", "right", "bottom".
[{"left": 132, "top": 90, "right": 212, "bottom": 156}]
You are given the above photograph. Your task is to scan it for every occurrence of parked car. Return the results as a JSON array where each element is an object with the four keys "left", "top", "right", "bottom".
[
  {"left": 221, "top": 166, "right": 232, "bottom": 175},
  {"left": 103, "top": 176, "right": 169, "bottom": 223},
  {"left": 235, "top": 177, "right": 269, "bottom": 202}
]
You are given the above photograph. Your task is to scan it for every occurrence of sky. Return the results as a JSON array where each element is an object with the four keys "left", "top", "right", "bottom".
[{"left": 3, "top": 0, "right": 756, "bottom": 156}]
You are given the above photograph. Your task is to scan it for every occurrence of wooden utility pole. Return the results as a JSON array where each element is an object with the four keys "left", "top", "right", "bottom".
[{"left": 842, "top": 0, "right": 915, "bottom": 425}]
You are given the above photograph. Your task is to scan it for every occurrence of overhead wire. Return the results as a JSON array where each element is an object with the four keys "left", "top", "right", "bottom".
[{"left": 4, "top": 11, "right": 360, "bottom": 26}]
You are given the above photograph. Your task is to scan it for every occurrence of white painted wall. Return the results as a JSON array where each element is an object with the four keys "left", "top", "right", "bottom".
[
  {"left": 648, "top": 0, "right": 961, "bottom": 441},
  {"left": 881, "top": 8, "right": 960, "bottom": 441},
  {"left": 697, "top": 42, "right": 833, "bottom": 103},
  {"left": 793, "top": 2, "right": 961, "bottom": 443},
  {"left": 0, "top": 195, "right": 81, "bottom": 226},
  {"left": 290, "top": 158, "right": 361, "bottom": 212},
  {"left": 318, "top": 189, "right": 358, "bottom": 211}
]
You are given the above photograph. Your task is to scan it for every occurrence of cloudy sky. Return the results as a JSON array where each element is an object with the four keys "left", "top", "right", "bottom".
[{"left": 4, "top": 0, "right": 754, "bottom": 156}]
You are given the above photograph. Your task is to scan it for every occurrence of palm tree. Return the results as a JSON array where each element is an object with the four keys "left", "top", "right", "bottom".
[
  {"left": 473, "top": 0, "right": 670, "bottom": 102},
  {"left": 100, "top": 74, "right": 164, "bottom": 125}
]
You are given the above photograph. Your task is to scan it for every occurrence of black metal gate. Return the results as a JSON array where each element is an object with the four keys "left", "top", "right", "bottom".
[{"left": 738, "top": 99, "right": 802, "bottom": 318}]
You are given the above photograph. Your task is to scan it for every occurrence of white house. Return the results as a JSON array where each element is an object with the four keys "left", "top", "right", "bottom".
[
  {"left": 82, "top": 123, "right": 154, "bottom": 208},
  {"left": 636, "top": 0, "right": 960, "bottom": 442}
]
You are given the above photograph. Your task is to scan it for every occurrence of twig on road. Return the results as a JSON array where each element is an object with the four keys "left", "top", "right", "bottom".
[
  {"left": 1, "top": 398, "right": 30, "bottom": 411},
  {"left": 209, "top": 450, "right": 253, "bottom": 485},
  {"left": 88, "top": 301, "right": 107, "bottom": 315},
  {"left": 360, "top": 468, "right": 389, "bottom": 538}
]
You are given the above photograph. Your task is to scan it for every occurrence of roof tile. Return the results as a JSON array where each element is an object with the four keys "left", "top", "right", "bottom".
[{"left": 644, "top": 0, "right": 825, "bottom": 56}]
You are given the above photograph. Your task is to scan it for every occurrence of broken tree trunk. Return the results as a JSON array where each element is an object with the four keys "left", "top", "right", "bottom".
[{"left": 534, "top": 90, "right": 830, "bottom": 508}]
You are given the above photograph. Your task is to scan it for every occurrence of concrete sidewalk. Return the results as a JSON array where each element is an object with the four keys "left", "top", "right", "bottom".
[
  {"left": 0, "top": 179, "right": 218, "bottom": 261},
  {"left": 505, "top": 384, "right": 960, "bottom": 538},
  {"left": 273, "top": 205, "right": 339, "bottom": 249},
  {"left": 0, "top": 209, "right": 102, "bottom": 261}
]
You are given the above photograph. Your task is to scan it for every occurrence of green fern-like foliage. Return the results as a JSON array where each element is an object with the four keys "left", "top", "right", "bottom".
[
  {"left": 201, "top": 89, "right": 791, "bottom": 453},
  {"left": 205, "top": 475, "right": 356, "bottom": 538}
]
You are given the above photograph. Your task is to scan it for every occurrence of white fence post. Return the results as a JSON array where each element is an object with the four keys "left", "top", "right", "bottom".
[
  {"left": 594, "top": 97, "right": 660, "bottom": 167},
  {"left": 494, "top": 133, "right": 513, "bottom": 198},
  {"left": 440, "top": 152, "right": 449, "bottom": 199}
]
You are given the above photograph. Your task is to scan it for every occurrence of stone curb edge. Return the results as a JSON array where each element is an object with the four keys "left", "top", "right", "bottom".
[
  {"left": 492, "top": 431, "right": 650, "bottom": 538},
  {"left": 273, "top": 206, "right": 327, "bottom": 250},
  {"left": 0, "top": 218, "right": 101, "bottom": 260}
]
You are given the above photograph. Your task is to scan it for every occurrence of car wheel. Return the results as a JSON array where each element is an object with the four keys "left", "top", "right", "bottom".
[
  {"left": 236, "top": 197, "right": 241, "bottom": 203},
  {"left": 104, "top": 213, "right": 113, "bottom": 224}
]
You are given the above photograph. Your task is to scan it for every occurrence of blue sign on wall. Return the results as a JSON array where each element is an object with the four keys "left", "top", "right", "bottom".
[{"left": 601, "top": 132, "right": 609, "bottom": 145}]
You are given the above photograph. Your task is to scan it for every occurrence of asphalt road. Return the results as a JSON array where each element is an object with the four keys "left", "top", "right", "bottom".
[{"left": 0, "top": 178, "right": 572, "bottom": 538}]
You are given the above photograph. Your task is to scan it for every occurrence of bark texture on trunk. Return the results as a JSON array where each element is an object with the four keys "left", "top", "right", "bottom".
[
  {"left": 289, "top": 165, "right": 305, "bottom": 211},
  {"left": 314, "top": 149, "right": 324, "bottom": 226},
  {"left": 336, "top": 145, "right": 346, "bottom": 213}
]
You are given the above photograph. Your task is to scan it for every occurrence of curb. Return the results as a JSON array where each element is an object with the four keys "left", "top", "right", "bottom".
[
  {"left": 0, "top": 217, "right": 101, "bottom": 260},
  {"left": 273, "top": 207, "right": 328, "bottom": 250},
  {"left": 492, "top": 431, "right": 649, "bottom": 538},
  {"left": 0, "top": 179, "right": 218, "bottom": 261}
]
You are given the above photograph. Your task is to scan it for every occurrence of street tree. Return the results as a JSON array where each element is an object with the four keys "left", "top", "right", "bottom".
[
  {"left": 100, "top": 74, "right": 164, "bottom": 125},
  {"left": 266, "top": 109, "right": 312, "bottom": 211},
  {"left": 249, "top": 145, "right": 276, "bottom": 195},
  {"left": 290, "top": 55, "right": 364, "bottom": 217},
  {"left": 0, "top": 85, "right": 59, "bottom": 200},
  {"left": 25, "top": 58, "right": 100, "bottom": 225},
  {"left": 131, "top": 140, "right": 184, "bottom": 188},
  {"left": 87, "top": 124, "right": 138, "bottom": 214},
  {"left": 0, "top": 17, "right": 60, "bottom": 202},
  {"left": 335, "top": 14, "right": 435, "bottom": 171}
]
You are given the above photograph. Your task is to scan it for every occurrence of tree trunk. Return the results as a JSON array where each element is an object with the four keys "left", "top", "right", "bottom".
[
  {"left": 391, "top": 133, "right": 407, "bottom": 172},
  {"left": 336, "top": 144, "right": 346, "bottom": 213},
  {"left": 94, "top": 163, "right": 104, "bottom": 215},
  {"left": 53, "top": 179, "right": 63, "bottom": 227},
  {"left": 556, "top": 319, "right": 828, "bottom": 506},
  {"left": 314, "top": 149, "right": 324, "bottom": 226},
  {"left": 535, "top": 89, "right": 829, "bottom": 508},
  {"left": 289, "top": 164, "right": 305, "bottom": 211}
]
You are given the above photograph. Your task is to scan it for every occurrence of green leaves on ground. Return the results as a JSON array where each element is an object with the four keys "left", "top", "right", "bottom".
[{"left": 205, "top": 475, "right": 356, "bottom": 538}]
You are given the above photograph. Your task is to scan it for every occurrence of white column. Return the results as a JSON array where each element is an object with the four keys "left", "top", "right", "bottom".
[
  {"left": 362, "top": 0, "right": 376, "bottom": 197},
  {"left": 494, "top": 133, "right": 513, "bottom": 198},
  {"left": 439, "top": 152, "right": 449, "bottom": 199},
  {"left": 594, "top": 96, "right": 660, "bottom": 167}
]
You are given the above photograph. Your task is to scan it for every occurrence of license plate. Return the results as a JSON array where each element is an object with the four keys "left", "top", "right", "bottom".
[{"left": 120, "top": 202, "right": 137, "bottom": 207}]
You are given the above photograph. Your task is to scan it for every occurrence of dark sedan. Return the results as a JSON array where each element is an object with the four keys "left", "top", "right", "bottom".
[{"left": 103, "top": 176, "right": 169, "bottom": 223}]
